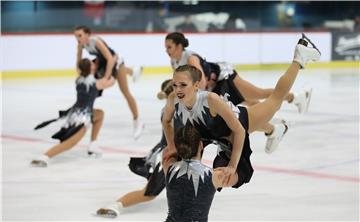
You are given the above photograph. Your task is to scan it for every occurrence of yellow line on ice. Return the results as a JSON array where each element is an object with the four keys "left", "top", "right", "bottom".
[{"left": 2, "top": 61, "right": 358, "bottom": 79}]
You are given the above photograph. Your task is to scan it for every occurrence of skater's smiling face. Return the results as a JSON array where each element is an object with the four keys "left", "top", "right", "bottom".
[
  {"left": 173, "top": 65, "right": 201, "bottom": 108},
  {"left": 74, "top": 26, "right": 91, "bottom": 46}
]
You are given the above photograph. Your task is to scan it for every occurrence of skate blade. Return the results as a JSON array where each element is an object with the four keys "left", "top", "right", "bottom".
[
  {"left": 87, "top": 152, "right": 102, "bottom": 158},
  {"left": 92, "top": 212, "right": 117, "bottom": 219},
  {"left": 305, "top": 88, "right": 313, "bottom": 113},
  {"left": 300, "top": 33, "right": 321, "bottom": 54}
]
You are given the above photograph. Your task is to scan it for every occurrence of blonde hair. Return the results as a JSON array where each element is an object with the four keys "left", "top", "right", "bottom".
[{"left": 157, "top": 79, "right": 173, "bottom": 100}]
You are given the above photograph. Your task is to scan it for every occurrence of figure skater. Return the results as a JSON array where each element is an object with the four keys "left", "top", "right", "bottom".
[
  {"left": 31, "top": 57, "right": 116, "bottom": 167},
  {"left": 165, "top": 32, "right": 313, "bottom": 153},
  {"left": 162, "top": 34, "right": 320, "bottom": 190},
  {"left": 74, "top": 25, "right": 144, "bottom": 140}
]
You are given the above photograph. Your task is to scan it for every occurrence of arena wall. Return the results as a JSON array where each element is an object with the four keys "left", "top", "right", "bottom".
[{"left": 2, "top": 32, "right": 331, "bottom": 72}]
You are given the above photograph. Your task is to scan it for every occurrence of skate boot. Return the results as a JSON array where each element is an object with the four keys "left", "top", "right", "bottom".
[
  {"left": 87, "top": 141, "right": 102, "bottom": 158},
  {"left": 132, "top": 66, "right": 143, "bottom": 82},
  {"left": 265, "top": 121, "right": 289, "bottom": 154},
  {"left": 292, "top": 88, "right": 313, "bottom": 114},
  {"left": 96, "top": 202, "right": 123, "bottom": 218},
  {"left": 293, "top": 33, "right": 321, "bottom": 69},
  {"left": 31, "top": 155, "right": 49, "bottom": 167},
  {"left": 133, "top": 118, "right": 145, "bottom": 140}
]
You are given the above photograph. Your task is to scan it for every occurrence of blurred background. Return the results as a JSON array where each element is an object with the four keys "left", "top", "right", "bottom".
[
  {"left": 1, "top": 0, "right": 360, "bottom": 33},
  {"left": 2, "top": 1, "right": 360, "bottom": 74},
  {"left": 2, "top": 1, "right": 360, "bottom": 33}
]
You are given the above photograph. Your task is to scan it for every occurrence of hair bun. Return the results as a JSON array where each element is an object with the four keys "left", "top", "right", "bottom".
[
  {"left": 157, "top": 91, "right": 167, "bottom": 100},
  {"left": 183, "top": 38, "right": 189, "bottom": 48}
]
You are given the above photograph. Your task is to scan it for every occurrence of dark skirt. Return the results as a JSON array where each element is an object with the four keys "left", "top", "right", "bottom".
[
  {"left": 213, "top": 106, "right": 254, "bottom": 190},
  {"left": 35, "top": 108, "right": 85, "bottom": 142},
  {"left": 212, "top": 70, "right": 245, "bottom": 105},
  {"left": 52, "top": 124, "right": 84, "bottom": 142},
  {"left": 128, "top": 142, "right": 166, "bottom": 196},
  {"left": 93, "top": 58, "right": 119, "bottom": 97}
]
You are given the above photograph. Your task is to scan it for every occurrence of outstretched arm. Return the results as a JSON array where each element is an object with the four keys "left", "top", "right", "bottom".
[{"left": 96, "top": 76, "right": 115, "bottom": 90}]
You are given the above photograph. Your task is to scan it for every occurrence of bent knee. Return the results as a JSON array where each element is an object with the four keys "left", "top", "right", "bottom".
[{"left": 268, "top": 96, "right": 282, "bottom": 111}]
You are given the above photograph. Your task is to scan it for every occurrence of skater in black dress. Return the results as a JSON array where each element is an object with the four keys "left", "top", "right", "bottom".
[
  {"left": 162, "top": 124, "right": 230, "bottom": 222},
  {"left": 31, "top": 57, "right": 116, "bottom": 167},
  {"left": 74, "top": 26, "right": 144, "bottom": 140},
  {"left": 162, "top": 34, "right": 320, "bottom": 189},
  {"left": 165, "top": 32, "right": 313, "bottom": 153}
]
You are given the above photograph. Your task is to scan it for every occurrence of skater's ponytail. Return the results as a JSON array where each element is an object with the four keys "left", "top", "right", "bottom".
[{"left": 174, "top": 123, "right": 201, "bottom": 159}]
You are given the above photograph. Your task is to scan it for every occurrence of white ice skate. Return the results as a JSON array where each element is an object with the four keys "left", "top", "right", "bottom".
[
  {"left": 292, "top": 88, "right": 313, "bottom": 114},
  {"left": 87, "top": 141, "right": 102, "bottom": 158},
  {"left": 132, "top": 66, "right": 143, "bottom": 82},
  {"left": 133, "top": 118, "right": 145, "bottom": 140},
  {"left": 96, "top": 202, "right": 123, "bottom": 218},
  {"left": 30, "top": 155, "right": 49, "bottom": 167},
  {"left": 293, "top": 33, "right": 321, "bottom": 69},
  {"left": 265, "top": 121, "right": 289, "bottom": 154}
]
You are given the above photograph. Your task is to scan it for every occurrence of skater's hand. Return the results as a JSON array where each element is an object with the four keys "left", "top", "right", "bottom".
[
  {"left": 162, "top": 146, "right": 177, "bottom": 162},
  {"left": 162, "top": 146, "right": 177, "bottom": 174},
  {"left": 215, "top": 166, "right": 236, "bottom": 186},
  {"left": 213, "top": 168, "right": 226, "bottom": 188},
  {"left": 167, "top": 144, "right": 177, "bottom": 155}
]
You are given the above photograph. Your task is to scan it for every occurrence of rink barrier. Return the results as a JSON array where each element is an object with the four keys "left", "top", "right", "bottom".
[
  {"left": 2, "top": 32, "right": 332, "bottom": 71},
  {"left": 1, "top": 61, "right": 358, "bottom": 79}
]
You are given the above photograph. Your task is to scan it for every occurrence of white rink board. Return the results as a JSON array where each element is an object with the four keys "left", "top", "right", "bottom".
[{"left": 2, "top": 32, "right": 331, "bottom": 71}]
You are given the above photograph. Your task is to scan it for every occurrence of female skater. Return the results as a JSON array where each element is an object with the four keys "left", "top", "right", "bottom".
[
  {"left": 74, "top": 25, "right": 144, "bottom": 140},
  {"left": 165, "top": 32, "right": 313, "bottom": 153},
  {"left": 162, "top": 34, "right": 320, "bottom": 189},
  {"left": 31, "top": 58, "right": 116, "bottom": 167},
  {"left": 162, "top": 124, "right": 230, "bottom": 222},
  {"left": 95, "top": 79, "right": 173, "bottom": 218}
]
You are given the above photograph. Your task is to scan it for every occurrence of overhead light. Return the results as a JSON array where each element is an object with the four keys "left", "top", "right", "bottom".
[
  {"left": 183, "top": 0, "right": 198, "bottom": 5},
  {"left": 286, "top": 6, "right": 295, "bottom": 16}
]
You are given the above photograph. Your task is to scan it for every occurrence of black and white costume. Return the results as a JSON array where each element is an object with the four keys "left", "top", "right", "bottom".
[
  {"left": 83, "top": 36, "right": 124, "bottom": 79},
  {"left": 173, "top": 90, "right": 253, "bottom": 189},
  {"left": 171, "top": 49, "right": 245, "bottom": 105},
  {"left": 128, "top": 110, "right": 167, "bottom": 196},
  {"left": 165, "top": 159, "right": 215, "bottom": 222},
  {"left": 35, "top": 75, "right": 99, "bottom": 142}
]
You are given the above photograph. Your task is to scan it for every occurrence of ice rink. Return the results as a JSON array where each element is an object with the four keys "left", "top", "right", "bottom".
[{"left": 2, "top": 67, "right": 359, "bottom": 221}]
